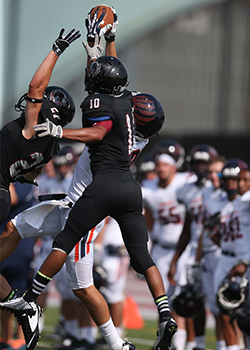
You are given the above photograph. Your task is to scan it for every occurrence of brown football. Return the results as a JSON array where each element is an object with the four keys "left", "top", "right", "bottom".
[{"left": 90, "top": 4, "right": 114, "bottom": 34}]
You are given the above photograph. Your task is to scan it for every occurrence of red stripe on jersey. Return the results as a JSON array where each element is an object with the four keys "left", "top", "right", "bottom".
[
  {"left": 93, "top": 120, "right": 113, "bottom": 133},
  {"left": 75, "top": 240, "right": 80, "bottom": 262},
  {"left": 86, "top": 227, "right": 95, "bottom": 255}
]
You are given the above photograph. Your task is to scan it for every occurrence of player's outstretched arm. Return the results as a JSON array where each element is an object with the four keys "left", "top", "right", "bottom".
[{"left": 23, "top": 28, "right": 81, "bottom": 139}]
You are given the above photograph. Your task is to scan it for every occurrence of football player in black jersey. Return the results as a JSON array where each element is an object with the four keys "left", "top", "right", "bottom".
[
  {"left": 2, "top": 10, "right": 176, "bottom": 350},
  {"left": 0, "top": 27, "right": 80, "bottom": 350},
  {"left": 0, "top": 28, "right": 80, "bottom": 224},
  {"left": 28, "top": 32, "right": 177, "bottom": 350}
]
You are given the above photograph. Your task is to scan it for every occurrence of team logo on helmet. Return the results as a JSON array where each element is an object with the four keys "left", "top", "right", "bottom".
[{"left": 132, "top": 93, "right": 164, "bottom": 139}]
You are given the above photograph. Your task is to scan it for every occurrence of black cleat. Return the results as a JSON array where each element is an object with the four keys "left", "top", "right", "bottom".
[
  {"left": 0, "top": 291, "right": 41, "bottom": 350},
  {"left": 153, "top": 318, "right": 177, "bottom": 350}
]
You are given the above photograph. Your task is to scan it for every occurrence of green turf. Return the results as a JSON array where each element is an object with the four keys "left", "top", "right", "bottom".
[{"left": 37, "top": 307, "right": 216, "bottom": 350}]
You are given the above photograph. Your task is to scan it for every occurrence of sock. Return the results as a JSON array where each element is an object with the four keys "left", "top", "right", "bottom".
[
  {"left": 24, "top": 271, "right": 52, "bottom": 302},
  {"left": 227, "top": 346, "right": 239, "bottom": 350},
  {"left": 186, "top": 341, "right": 196, "bottom": 350},
  {"left": 78, "top": 327, "right": 98, "bottom": 344},
  {"left": 173, "top": 328, "right": 186, "bottom": 350},
  {"left": 195, "top": 335, "right": 205, "bottom": 349},
  {"left": 2, "top": 290, "right": 15, "bottom": 302},
  {"left": 154, "top": 295, "right": 171, "bottom": 323},
  {"left": 64, "top": 319, "right": 78, "bottom": 338},
  {"left": 115, "top": 327, "right": 124, "bottom": 338},
  {"left": 98, "top": 318, "right": 123, "bottom": 349},
  {"left": 216, "top": 340, "right": 227, "bottom": 350}
]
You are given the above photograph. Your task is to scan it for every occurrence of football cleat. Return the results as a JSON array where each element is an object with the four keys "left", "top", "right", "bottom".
[
  {"left": 0, "top": 291, "right": 41, "bottom": 350},
  {"left": 153, "top": 318, "right": 177, "bottom": 350},
  {"left": 122, "top": 339, "right": 136, "bottom": 350},
  {"left": 15, "top": 301, "right": 41, "bottom": 350}
]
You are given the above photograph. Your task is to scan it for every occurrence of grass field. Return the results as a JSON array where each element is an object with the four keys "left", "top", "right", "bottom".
[{"left": 37, "top": 307, "right": 217, "bottom": 350}]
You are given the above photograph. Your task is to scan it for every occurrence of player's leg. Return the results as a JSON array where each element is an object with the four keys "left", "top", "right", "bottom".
[
  {"left": 0, "top": 221, "right": 21, "bottom": 262},
  {"left": 0, "top": 204, "right": 69, "bottom": 263},
  {"left": 116, "top": 212, "right": 177, "bottom": 350},
  {"left": 66, "top": 237, "right": 135, "bottom": 350}
]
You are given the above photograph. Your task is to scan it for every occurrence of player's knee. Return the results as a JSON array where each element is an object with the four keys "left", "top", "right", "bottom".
[
  {"left": 1, "top": 221, "right": 19, "bottom": 241},
  {"left": 73, "top": 285, "right": 95, "bottom": 303},
  {"left": 53, "top": 229, "right": 80, "bottom": 255},
  {"left": 130, "top": 253, "right": 155, "bottom": 274}
]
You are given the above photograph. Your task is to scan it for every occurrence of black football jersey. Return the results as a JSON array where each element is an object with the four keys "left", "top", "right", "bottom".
[
  {"left": 80, "top": 90, "right": 135, "bottom": 174},
  {"left": 0, "top": 114, "right": 59, "bottom": 189}
]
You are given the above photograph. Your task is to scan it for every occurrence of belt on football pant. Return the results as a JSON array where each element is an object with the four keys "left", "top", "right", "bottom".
[{"left": 222, "top": 250, "right": 235, "bottom": 257}]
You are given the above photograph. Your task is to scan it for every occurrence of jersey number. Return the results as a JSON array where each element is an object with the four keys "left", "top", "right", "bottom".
[{"left": 89, "top": 98, "right": 100, "bottom": 109}]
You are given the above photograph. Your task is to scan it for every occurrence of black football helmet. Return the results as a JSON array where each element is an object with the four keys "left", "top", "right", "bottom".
[
  {"left": 42, "top": 86, "right": 75, "bottom": 127},
  {"left": 153, "top": 138, "right": 185, "bottom": 169},
  {"left": 132, "top": 93, "right": 164, "bottom": 139},
  {"left": 15, "top": 86, "right": 75, "bottom": 127},
  {"left": 217, "top": 276, "right": 249, "bottom": 317},
  {"left": 171, "top": 282, "right": 205, "bottom": 318},
  {"left": 237, "top": 302, "right": 250, "bottom": 335},
  {"left": 85, "top": 56, "right": 128, "bottom": 95}
]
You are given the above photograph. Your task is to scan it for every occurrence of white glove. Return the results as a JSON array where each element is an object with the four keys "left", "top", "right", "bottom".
[
  {"left": 82, "top": 34, "right": 104, "bottom": 61},
  {"left": 33, "top": 118, "right": 63, "bottom": 138}
]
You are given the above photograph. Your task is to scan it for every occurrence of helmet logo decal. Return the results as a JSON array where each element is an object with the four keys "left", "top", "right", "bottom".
[
  {"left": 91, "top": 61, "right": 102, "bottom": 77},
  {"left": 50, "top": 107, "right": 60, "bottom": 121}
]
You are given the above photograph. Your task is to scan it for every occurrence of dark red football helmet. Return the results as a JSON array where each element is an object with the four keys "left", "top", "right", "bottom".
[{"left": 132, "top": 93, "right": 164, "bottom": 139}]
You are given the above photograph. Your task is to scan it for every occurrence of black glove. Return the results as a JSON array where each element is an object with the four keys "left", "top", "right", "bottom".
[
  {"left": 52, "top": 28, "right": 81, "bottom": 56},
  {"left": 15, "top": 175, "right": 38, "bottom": 186},
  {"left": 204, "top": 212, "right": 221, "bottom": 229}
]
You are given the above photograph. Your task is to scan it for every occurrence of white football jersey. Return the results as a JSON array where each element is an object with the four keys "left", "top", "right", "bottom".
[
  {"left": 202, "top": 188, "right": 228, "bottom": 252},
  {"left": 221, "top": 190, "right": 250, "bottom": 259},
  {"left": 237, "top": 190, "right": 250, "bottom": 259},
  {"left": 177, "top": 180, "right": 214, "bottom": 248},
  {"left": 142, "top": 172, "right": 190, "bottom": 247},
  {"left": 219, "top": 196, "right": 240, "bottom": 255}
]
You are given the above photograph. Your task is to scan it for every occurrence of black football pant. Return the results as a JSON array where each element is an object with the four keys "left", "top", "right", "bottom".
[{"left": 53, "top": 171, "right": 155, "bottom": 274}]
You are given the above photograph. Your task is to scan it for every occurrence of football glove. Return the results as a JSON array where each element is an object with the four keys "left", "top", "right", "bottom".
[
  {"left": 52, "top": 28, "right": 81, "bottom": 56},
  {"left": 204, "top": 211, "right": 221, "bottom": 229},
  {"left": 82, "top": 34, "right": 104, "bottom": 61},
  {"left": 85, "top": 9, "right": 112, "bottom": 42},
  {"left": 33, "top": 118, "right": 63, "bottom": 138},
  {"left": 104, "top": 6, "right": 118, "bottom": 42}
]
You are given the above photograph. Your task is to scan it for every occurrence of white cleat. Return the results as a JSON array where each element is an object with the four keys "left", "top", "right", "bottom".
[{"left": 122, "top": 338, "right": 136, "bottom": 350}]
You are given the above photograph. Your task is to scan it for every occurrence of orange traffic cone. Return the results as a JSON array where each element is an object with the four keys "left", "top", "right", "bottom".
[{"left": 123, "top": 295, "right": 145, "bottom": 329}]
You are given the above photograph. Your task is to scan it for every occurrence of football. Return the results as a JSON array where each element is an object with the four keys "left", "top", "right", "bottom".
[{"left": 90, "top": 4, "right": 114, "bottom": 34}]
